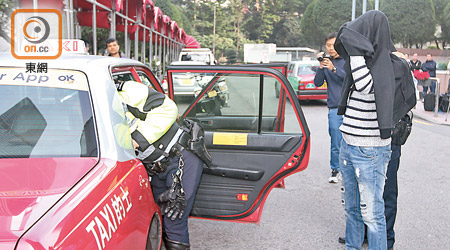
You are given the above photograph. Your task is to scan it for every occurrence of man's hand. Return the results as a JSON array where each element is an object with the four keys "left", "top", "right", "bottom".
[
  {"left": 317, "top": 52, "right": 334, "bottom": 70},
  {"left": 157, "top": 183, "right": 187, "bottom": 221},
  {"left": 317, "top": 52, "right": 325, "bottom": 69},
  {"left": 322, "top": 58, "right": 335, "bottom": 71}
]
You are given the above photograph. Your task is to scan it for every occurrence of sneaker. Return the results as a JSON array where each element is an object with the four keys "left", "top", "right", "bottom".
[{"left": 328, "top": 169, "right": 339, "bottom": 183}]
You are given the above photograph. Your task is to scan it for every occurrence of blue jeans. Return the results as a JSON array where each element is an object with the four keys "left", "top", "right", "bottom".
[
  {"left": 340, "top": 140, "right": 391, "bottom": 250},
  {"left": 423, "top": 80, "right": 436, "bottom": 95},
  {"left": 328, "top": 108, "right": 343, "bottom": 171}
]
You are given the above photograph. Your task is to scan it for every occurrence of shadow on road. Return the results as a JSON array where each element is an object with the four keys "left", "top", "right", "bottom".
[{"left": 297, "top": 99, "right": 328, "bottom": 106}]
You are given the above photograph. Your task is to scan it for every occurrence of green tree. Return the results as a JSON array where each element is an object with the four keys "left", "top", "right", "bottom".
[
  {"left": 312, "top": 0, "right": 352, "bottom": 38},
  {"left": 382, "top": 0, "right": 435, "bottom": 48},
  {"left": 433, "top": 0, "right": 450, "bottom": 48},
  {"left": 268, "top": 16, "right": 302, "bottom": 46},
  {"left": 243, "top": 0, "right": 307, "bottom": 46},
  {"left": 225, "top": 48, "right": 237, "bottom": 64},
  {"left": 0, "top": 0, "right": 15, "bottom": 43},
  {"left": 242, "top": 0, "right": 279, "bottom": 42},
  {"left": 300, "top": 0, "right": 354, "bottom": 48},
  {"left": 299, "top": 0, "right": 323, "bottom": 47},
  {"left": 445, "top": 3, "right": 450, "bottom": 48}
]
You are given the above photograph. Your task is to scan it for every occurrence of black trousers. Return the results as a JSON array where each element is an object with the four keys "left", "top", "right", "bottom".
[
  {"left": 383, "top": 144, "right": 401, "bottom": 248},
  {"left": 150, "top": 150, "right": 203, "bottom": 244}
]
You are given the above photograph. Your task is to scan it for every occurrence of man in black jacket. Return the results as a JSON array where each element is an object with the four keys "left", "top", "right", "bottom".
[
  {"left": 409, "top": 53, "right": 422, "bottom": 72},
  {"left": 313, "top": 32, "right": 346, "bottom": 184},
  {"left": 422, "top": 53, "right": 437, "bottom": 94}
]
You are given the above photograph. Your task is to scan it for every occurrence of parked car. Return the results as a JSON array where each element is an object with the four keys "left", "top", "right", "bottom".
[
  {"left": 285, "top": 60, "right": 327, "bottom": 100},
  {"left": 178, "top": 48, "right": 215, "bottom": 65},
  {"left": 0, "top": 45, "right": 310, "bottom": 249},
  {"left": 169, "top": 61, "right": 209, "bottom": 98}
]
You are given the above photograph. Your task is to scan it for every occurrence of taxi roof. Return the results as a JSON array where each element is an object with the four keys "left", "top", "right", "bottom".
[{"left": 0, "top": 52, "right": 146, "bottom": 72}]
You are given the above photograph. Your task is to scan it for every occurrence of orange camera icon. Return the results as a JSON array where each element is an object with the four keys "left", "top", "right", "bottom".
[{"left": 11, "top": 9, "right": 62, "bottom": 59}]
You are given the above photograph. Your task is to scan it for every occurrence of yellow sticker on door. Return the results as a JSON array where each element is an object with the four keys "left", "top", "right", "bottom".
[{"left": 213, "top": 133, "right": 248, "bottom": 146}]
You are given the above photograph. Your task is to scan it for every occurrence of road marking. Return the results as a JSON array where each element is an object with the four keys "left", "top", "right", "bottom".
[{"left": 413, "top": 119, "right": 434, "bottom": 126}]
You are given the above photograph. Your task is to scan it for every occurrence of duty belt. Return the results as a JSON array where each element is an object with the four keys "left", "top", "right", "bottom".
[
  {"left": 139, "top": 127, "right": 192, "bottom": 176},
  {"left": 136, "top": 128, "right": 187, "bottom": 159}
]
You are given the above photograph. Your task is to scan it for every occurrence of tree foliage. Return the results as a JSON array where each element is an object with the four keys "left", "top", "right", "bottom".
[
  {"left": 381, "top": 0, "right": 435, "bottom": 48},
  {"left": 0, "top": 0, "right": 446, "bottom": 59},
  {"left": 432, "top": 0, "right": 450, "bottom": 48},
  {"left": 299, "top": 0, "right": 354, "bottom": 48},
  {"left": 0, "top": 0, "right": 15, "bottom": 43}
]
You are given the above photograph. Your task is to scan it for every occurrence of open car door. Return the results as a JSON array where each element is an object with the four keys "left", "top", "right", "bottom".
[{"left": 167, "top": 65, "right": 310, "bottom": 223}]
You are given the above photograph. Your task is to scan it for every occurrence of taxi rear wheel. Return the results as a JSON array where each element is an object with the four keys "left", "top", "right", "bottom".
[{"left": 146, "top": 214, "right": 162, "bottom": 250}]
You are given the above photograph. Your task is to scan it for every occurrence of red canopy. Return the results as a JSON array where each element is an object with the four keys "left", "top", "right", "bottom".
[
  {"left": 179, "top": 29, "right": 187, "bottom": 43},
  {"left": 71, "top": 0, "right": 189, "bottom": 46},
  {"left": 171, "top": 21, "right": 179, "bottom": 40},
  {"left": 184, "top": 35, "right": 200, "bottom": 48},
  {"left": 74, "top": 0, "right": 122, "bottom": 12},
  {"left": 20, "top": 0, "right": 63, "bottom": 11},
  {"left": 140, "top": 0, "right": 154, "bottom": 22},
  {"left": 162, "top": 15, "right": 172, "bottom": 36},
  {"left": 153, "top": 7, "right": 164, "bottom": 32},
  {"left": 77, "top": 11, "right": 111, "bottom": 29}
]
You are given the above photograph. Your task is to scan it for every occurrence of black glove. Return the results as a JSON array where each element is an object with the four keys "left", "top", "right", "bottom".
[{"left": 157, "top": 183, "right": 187, "bottom": 221}]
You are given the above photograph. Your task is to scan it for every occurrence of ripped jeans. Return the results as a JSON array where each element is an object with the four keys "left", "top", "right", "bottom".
[{"left": 340, "top": 140, "right": 391, "bottom": 250}]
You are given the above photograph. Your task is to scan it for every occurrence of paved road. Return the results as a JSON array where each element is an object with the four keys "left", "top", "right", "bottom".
[{"left": 184, "top": 99, "right": 450, "bottom": 250}]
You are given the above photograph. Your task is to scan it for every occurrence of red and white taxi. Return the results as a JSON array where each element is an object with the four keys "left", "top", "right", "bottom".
[{"left": 0, "top": 49, "right": 310, "bottom": 249}]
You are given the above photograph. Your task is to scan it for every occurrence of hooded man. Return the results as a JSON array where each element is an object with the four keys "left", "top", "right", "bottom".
[{"left": 334, "top": 10, "right": 396, "bottom": 250}]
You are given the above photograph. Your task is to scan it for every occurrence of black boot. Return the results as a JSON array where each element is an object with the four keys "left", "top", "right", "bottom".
[{"left": 164, "top": 238, "right": 191, "bottom": 250}]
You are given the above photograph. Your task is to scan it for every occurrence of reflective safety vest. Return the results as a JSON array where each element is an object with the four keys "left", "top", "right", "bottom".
[{"left": 118, "top": 81, "right": 183, "bottom": 163}]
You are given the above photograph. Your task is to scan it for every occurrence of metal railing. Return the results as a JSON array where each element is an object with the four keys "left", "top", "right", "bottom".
[
  {"left": 430, "top": 77, "right": 440, "bottom": 117},
  {"left": 64, "top": 0, "right": 185, "bottom": 79}
]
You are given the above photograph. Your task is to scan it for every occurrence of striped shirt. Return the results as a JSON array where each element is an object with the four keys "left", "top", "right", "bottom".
[{"left": 340, "top": 56, "right": 391, "bottom": 147}]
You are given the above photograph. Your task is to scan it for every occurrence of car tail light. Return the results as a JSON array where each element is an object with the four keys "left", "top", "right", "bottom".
[{"left": 298, "top": 80, "right": 305, "bottom": 90}]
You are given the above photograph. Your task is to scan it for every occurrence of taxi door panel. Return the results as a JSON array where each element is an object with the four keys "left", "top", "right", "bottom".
[{"left": 167, "top": 66, "right": 310, "bottom": 223}]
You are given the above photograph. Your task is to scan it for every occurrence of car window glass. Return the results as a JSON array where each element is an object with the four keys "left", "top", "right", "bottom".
[
  {"left": 137, "top": 71, "right": 156, "bottom": 89},
  {"left": 112, "top": 72, "right": 135, "bottom": 86},
  {"left": 182, "top": 72, "right": 259, "bottom": 133},
  {"left": 288, "top": 64, "right": 295, "bottom": 77},
  {"left": 262, "top": 76, "right": 302, "bottom": 134},
  {"left": 0, "top": 68, "right": 97, "bottom": 158},
  {"left": 297, "top": 66, "right": 315, "bottom": 75}
]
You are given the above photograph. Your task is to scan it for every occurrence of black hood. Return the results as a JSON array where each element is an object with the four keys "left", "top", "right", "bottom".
[{"left": 335, "top": 10, "right": 396, "bottom": 139}]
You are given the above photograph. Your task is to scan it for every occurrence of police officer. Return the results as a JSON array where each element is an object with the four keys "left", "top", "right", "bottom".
[{"left": 117, "top": 80, "right": 204, "bottom": 250}]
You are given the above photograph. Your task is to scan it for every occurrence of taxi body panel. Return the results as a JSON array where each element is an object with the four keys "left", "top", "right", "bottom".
[
  {"left": 1, "top": 52, "right": 311, "bottom": 249},
  {"left": 0, "top": 53, "right": 161, "bottom": 249},
  {"left": 15, "top": 159, "right": 157, "bottom": 250}
]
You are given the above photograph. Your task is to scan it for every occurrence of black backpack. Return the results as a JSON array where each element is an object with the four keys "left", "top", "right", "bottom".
[
  {"left": 391, "top": 54, "right": 417, "bottom": 123},
  {"left": 390, "top": 54, "right": 417, "bottom": 145}
]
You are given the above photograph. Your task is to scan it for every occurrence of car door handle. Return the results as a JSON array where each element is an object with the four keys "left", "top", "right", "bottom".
[
  {"left": 201, "top": 120, "right": 213, "bottom": 125},
  {"left": 203, "top": 166, "right": 264, "bottom": 181}
]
